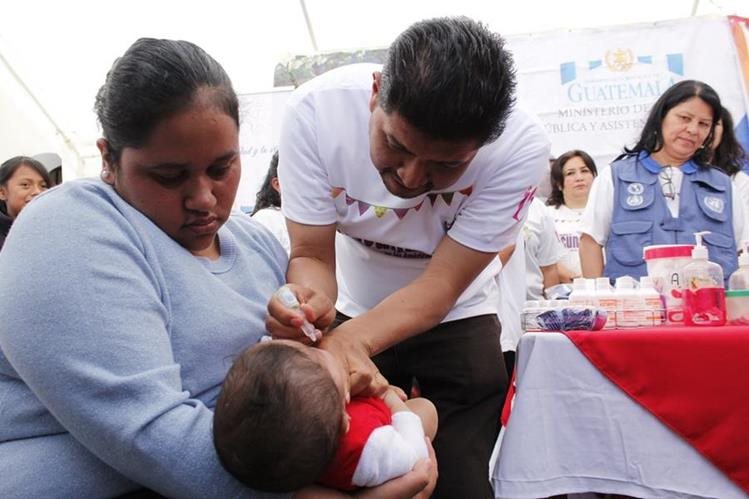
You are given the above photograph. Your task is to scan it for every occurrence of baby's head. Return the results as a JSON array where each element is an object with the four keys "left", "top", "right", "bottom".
[{"left": 213, "top": 340, "right": 350, "bottom": 492}]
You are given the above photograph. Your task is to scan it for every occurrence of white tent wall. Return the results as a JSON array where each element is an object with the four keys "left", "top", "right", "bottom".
[{"left": 0, "top": 57, "right": 83, "bottom": 177}]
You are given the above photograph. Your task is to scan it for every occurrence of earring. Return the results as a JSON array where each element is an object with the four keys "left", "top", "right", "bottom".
[{"left": 100, "top": 169, "right": 112, "bottom": 181}]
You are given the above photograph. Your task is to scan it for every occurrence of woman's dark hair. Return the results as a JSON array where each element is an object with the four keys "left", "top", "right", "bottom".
[
  {"left": 251, "top": 151, "right": 281, "bottom": 215},
  {"left": 0, "top": 156, "right": 51, "bottom": 215},
  {"left": 546, "top": 150, "right": 598, "bottom": 208},
  {"left": 711, "top": 107, "right": 747, "bottom": 176},
  {"left": 623, "top": 79, "right": 721, "bottom": 167},
  {"left": 379, "top": 16, "right": 516, "bottom": 145},
  {"left": 94, "top": 38, "right": 239, "bottom": 164}
]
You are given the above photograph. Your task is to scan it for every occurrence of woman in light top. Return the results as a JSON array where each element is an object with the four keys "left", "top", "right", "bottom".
[
  {"left": 0, "top": 156, "right": 50, "bottom": 250},
  {"left": 251, "top": 151, "right": 290, "bottom": 254},
  {"left": 545, "top": 149, "right": 597, "bottom": 281},
  {"left": 579, "top": 79, "right": 749, "bottom": 281},
  {"left": 710, "top": 106, "right": 749, "bottom": 234}
]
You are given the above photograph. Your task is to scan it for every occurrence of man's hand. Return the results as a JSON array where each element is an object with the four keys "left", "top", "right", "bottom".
[
  {"left": 266, "top": 284, "right": 336, "bottom": 344},
  {"left": 320, "top": 327, "right": 389, "bottom": 397}
]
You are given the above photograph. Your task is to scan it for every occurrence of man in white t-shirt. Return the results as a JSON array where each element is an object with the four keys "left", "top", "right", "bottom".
[{"left": 268, "top": 17, "right": 549, "bottom": 498}]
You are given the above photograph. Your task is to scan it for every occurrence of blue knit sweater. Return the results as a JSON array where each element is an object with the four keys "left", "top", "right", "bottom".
[{"left": 0, "top": 179, "right": 290, "bottom": 498}]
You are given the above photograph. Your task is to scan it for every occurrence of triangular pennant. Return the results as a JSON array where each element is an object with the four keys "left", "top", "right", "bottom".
[
  {"left": 441, "top": 192, "right": 455, "bottom": 206},
  {"left": 345, "top": 194, "right": 355, "bottom": 205},
  {"left": 330, "top": 187, "right": 344, "bottom": 198},
  {"left": 459, "top": 186, "right": 473, "bottom": 197},
  {"left": 357, "top": 200, "right": 370, "bottom": 215},
  {"left": 374, "top": 206, "right": 388, "bottom": 218},
  {"left": 414, "top": 200, "right": 424, "bottom": 211},
  {"left": 427, "top": 193, "right": 439, "bottom": 206},
  {"left": 394, "top": 208, "right": 409, "bottom": 220}
]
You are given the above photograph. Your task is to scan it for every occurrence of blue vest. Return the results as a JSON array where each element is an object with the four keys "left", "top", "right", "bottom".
[{"left": 604, "top": 153, "right": 737, "bottom": 282}]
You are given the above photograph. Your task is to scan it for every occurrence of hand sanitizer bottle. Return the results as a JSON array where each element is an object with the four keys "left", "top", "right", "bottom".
[
  {"left": 728, "top": 242, "right": 749, "bottom": 290},
  {"left": 682, "top": 231, "right": 726, "bottom": 326}
]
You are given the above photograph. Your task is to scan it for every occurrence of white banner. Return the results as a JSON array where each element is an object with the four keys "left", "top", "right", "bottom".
[
  {"left": 235, "top": 16, "right": 749, "bottom": 211},
  {"left": 236, "top": 87, "right": 292, "bottom": 212},
  {"left": 509, "top": 15, "right": 749, "bottom": 168}
]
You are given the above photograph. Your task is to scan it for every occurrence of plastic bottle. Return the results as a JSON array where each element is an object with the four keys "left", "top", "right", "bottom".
[
  {"left": 595, "top": 277, "right": 617, "bottom": 329},
  {"left": 614, "top": 276, "right": 642, "bottom": 328},
  {"left": 728, "top": 242, "right": 749, "bottom": 290},
  {"left": 569, "top": 278, "right": 596, "bottom": 307},
  {"left": 639, "top": 276, "right": 665, "bottom": 326},
  {"left": 682, "top": 231, "right": 726, "bottom": 326}
]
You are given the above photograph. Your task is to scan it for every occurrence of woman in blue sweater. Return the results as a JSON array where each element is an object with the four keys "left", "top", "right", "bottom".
[{"left": 0, "top": 38, "right": 431, "bottom": 499}]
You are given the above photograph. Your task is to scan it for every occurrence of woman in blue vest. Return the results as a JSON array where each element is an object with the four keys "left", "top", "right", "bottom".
[{"left": 579, "top": 80, "right": 748, "bottom": 281}]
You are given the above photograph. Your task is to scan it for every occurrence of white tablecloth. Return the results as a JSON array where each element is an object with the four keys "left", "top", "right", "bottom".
[{"left": 490, "top": 333, "right": 746, "bottom": 499}]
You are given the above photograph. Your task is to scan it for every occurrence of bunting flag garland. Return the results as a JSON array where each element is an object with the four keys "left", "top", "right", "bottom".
[
  {"left": 357, "top": 200, "right": 370, "bottom": 215},
  {"left": 329, "top": 185, "right": 473, "bottom": 220},
  {"left": 393, "top": 208, "right": 409, "bottom": 219}
]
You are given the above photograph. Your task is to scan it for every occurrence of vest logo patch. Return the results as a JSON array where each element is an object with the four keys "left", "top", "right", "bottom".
[
  {"left": 703, "top": 196, "right": 724, "bottom": 214},
  {"left": 627, "top": 182, "right": 644, "bottom": 195},
  {"left": 626, "top": 194, "right": 644, "bottom": 207}
]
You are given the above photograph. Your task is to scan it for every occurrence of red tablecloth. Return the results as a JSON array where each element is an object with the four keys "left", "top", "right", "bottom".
[{"left": 562, "top": 326, "right": 749, "bottom": 493}]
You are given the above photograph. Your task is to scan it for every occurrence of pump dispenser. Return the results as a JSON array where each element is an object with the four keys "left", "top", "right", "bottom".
[
  {"left": 682, "top": 231, "right": 726, "bottom": 326},
  {"left": 728, "top": 242, "right": 749, "bottom": 290}
]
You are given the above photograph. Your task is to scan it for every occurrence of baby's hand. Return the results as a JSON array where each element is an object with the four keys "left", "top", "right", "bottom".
[{"left": 382, "top": 386, "right": 409, "bottom": 413}]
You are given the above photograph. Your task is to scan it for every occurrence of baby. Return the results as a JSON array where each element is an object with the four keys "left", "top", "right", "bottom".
[{"left": 213, "top": 339, "right": 437, "bottom": 492}]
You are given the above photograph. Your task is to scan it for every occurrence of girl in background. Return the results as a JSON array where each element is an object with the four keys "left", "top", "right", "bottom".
[
  {"left": 710, "top": 107, "right": 749, "bottom": 224},
  {"left": 545, "top": 149, "right": 597, "bottom": 281},
  {"left": 0, "top": 156, "right": 50, "bottom": 250}
]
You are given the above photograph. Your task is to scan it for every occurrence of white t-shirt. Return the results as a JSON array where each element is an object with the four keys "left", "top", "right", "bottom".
[
  {"left": 580, "top": 164, "right": 749, "bottom": 246},
  {"left": 548, "top": 203, "right": 585, "bottom": 278},
  {"left": 279, "top": 63, "right": 550, "bottom": 321},
  {"left": 251, "top": 207, "right": 290, "bottom": 254},
  {"left": 524, "top": 198, "right": 565, "bottom": 301},
  {"left": 497, "top": 231, "right": 526, "bottom": 353},
  {"left": 733, "top": 171, "right": 749, "bottom": 249}
]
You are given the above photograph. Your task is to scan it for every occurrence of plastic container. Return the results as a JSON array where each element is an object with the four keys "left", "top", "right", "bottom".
[
  {"left": 726, "top": 290, "right": 749, "bottom": 325},
  {"left": 595, "top": 277, "right": 618, "bottom": 328},
  {"left": 643, "top": 244, "right": 694, "bottom": 324},
  {"left": 639, "top": 276, "right": 666, "bottom": 327},
  {"left": 682, "top": 232, "right": 726, "bottom": 326},
  {"left": 569, "top": 278, "right": 597, "bottom": 307},
  {"left": 614, "top": 276, "right": 642, "bottom": 328},
  {"left": 728, "top": 242, "right": 749, "bottom": 290},
  {"left": 521, "top": 299, "right": 608, "bottom": 332}
]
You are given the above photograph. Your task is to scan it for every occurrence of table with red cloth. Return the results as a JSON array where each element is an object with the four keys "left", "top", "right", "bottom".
[{"left": 490, "top": 327, "right": 749, "bottom": 499}]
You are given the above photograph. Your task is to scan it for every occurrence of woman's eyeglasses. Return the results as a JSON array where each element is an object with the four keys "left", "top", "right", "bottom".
[{"left": 659, "top": 167, "right": 677, "bottom": 200}]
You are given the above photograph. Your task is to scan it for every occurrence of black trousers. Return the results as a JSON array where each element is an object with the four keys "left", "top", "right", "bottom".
[{"left": 335, "top": 313, "right": 507, "bottom": 499}]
